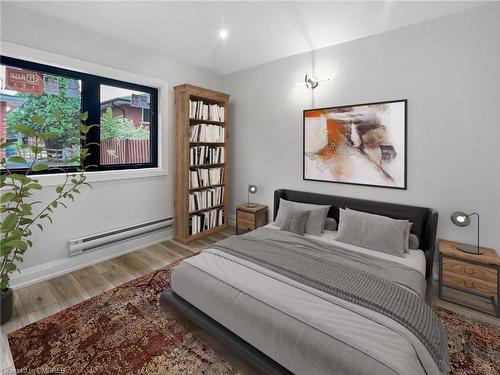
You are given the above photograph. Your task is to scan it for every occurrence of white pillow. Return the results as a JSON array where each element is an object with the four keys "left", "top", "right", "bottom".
[
  {"left": 275, "top": 198, "right": 330, "bottom": 236},
  {"left": 336, "top": 208, "right": 410, "bottom": 257}
]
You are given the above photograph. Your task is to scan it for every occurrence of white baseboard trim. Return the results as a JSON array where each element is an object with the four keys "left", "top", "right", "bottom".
[{"left": 10, "top": 229, "right": 173, "bottom": 289}]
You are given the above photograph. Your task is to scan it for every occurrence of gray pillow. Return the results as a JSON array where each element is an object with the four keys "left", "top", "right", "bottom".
[
  {"left": 336, "top": 208, "right": 410, "bottom": 257},
  {"left": 324, "top": 217, "right": 338, "bottom": 231},
  {"left": 275, "top": 198, "right": 330, "bottom": 236},
  {"left": 409, "top": 234, "right": 420, "bottom": 250},
  {"left": 279, "top": 207, "right": 310, "bottom": 235}
]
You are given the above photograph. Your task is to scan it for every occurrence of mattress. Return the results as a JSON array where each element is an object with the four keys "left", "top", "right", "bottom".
[{"left": 171, "top": 230, "right": 438, "bottom": 375}]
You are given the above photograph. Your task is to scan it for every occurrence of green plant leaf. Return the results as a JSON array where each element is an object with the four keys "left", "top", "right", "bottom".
[
  {"left": 1, "top": 213, "right": 19, "bottom": 232},
  {"left": 7, "top": 156, "right": 27, "bottom": 164},
  {"left": 1, "top": 275, "right": 9, "bottom": 289},
  {"left": 7, "top": 174, "right": 32, "bottom": 184},
  {"left": 3, "top": 239, "right": 28, "bottom": 252},
  {"left": 31, "top": 146, "right": 43, "bottom": 154},
  {"left": 80, "top": 124, "right": 89, "bottom": 134},
  {"left": 31, "top": 164, "right": 49, "bottom": 172},
  {"left": 1, "top": 192, "right": 17, "bottom": 204},
  {"left": 4, "top": 263, "right": 17, "bottom": 271},
  {"left": 40, "top": 132, "right": 57, "bottom": 142},
  {"left": 26, "top": 183, "right": 42, "bottom": 190},
  {"left": 0, "top": 140, "right": 15, "bottom": 149},
  {"left": 0, "top": 246, "right": 12, "bottom": 256},
  {"left": 31, "top": 114, "right": 44, "bottom": 125},
  {"left": 19, "top": 218, "right": 32, "bottom": 226},
  {"left": 80, "top": 112, "right": 89, "bottom": 121},
  {"left": 37, "top": 224, "right": 43, "bottom": 231},
  {"left": 11, "top": 124, "right": 37, "bottom": 137}
]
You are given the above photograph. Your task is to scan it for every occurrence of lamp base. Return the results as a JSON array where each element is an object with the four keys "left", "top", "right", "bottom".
[
  {"left": 456, "top": 243, "right": 484, "bottom": 255},
  {"left": 246, "top": 203, "right": 257, "bottom": 208}
]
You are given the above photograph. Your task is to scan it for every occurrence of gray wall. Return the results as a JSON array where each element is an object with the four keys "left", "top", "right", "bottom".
[{"left": 222, "top": 4, "right": 500, "bottom": 252}]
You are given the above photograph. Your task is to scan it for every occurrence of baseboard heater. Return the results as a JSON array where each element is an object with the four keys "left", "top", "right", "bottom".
[{"left": 68, "top": 217, "right": 173, "bottom": 257}]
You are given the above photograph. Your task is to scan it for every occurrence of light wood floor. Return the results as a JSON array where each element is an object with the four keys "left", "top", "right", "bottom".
[
  {"left": 1, "top": 225, "right": 498, "bottom": 372},
  {"left": 0, "top": 227, "right": 234, "bottom": 372}
]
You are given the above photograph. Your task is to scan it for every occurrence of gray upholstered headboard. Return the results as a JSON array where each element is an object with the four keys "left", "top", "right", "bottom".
[{"left": 273, "top": 189, "right": 438, "bottom": 282}]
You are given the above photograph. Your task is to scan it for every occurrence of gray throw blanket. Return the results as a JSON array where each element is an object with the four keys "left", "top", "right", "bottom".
[{"left": 212, "top": 228, "right": 449, "bottom": 374}]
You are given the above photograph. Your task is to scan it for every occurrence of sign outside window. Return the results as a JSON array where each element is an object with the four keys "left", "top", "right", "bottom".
[
  {"left": 5, "top": 67, "right": 43, "bottom": 95},
  {"left": 130, "top": 93, "right": 150, "bottom": 109}
]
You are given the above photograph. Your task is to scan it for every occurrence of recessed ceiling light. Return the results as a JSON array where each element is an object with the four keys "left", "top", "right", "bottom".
[{"left": 219, "top": 29, "right": 229, "bottom": 40}]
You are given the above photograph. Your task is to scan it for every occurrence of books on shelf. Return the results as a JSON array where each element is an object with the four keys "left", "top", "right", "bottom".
[
  {"left": 189, "top": 100, "right": 224, "bottom": 122},
  {"left": 209, "top": 104, "right": 224, "bottom": 122},
  {"left": 189, "top": 123, "right": 224, "bottom": 143},
  {"left": 189, "top": 100, "right": 206, "bottom": 120},
  {"left": 189, "top": 167, "right": 224, "bottom": 189},
  {"left": 189, "top": 146, "right": 224, "bottom": 166},
  {"left": 189, "top": 187, "right": 224, "bottom": 212},
  {"left": 190, "top": 208, "right": 224, "bottom": 235}
]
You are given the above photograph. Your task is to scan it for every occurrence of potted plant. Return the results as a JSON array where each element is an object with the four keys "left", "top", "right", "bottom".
[{"left": 1, "top": 112, "right": 95, "bottom": 324}]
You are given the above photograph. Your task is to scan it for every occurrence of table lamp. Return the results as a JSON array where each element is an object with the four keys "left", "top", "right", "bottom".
[
  {"left": 247, "top": 184, "right": 257, "bottom": 208},
  {"left": 450, "top": 211, "right": 484, "bottom": 255}
]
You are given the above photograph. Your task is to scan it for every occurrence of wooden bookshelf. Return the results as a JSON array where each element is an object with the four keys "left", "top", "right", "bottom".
[{"left": 174, "top": 84, "right": 230, "bottom": 243}]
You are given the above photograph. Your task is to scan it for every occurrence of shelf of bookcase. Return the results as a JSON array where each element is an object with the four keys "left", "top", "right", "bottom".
[
  {"left": 187, "top": 223, "right": 228, "bottom": 241},
  {"left": 189, "top": 118, "right": 225, "bottom": 125},
  {"left": 189, "top": 142, "right": 225, "bottom": 146},
  {"left": 189, "top": 204, "right": 225, "bottom": 215},
  {"left": 189, "top": 184, "right": 225, "bottom": 192},
  {"left": 189, "top": 163, "right": 225, "bottom": 169}
]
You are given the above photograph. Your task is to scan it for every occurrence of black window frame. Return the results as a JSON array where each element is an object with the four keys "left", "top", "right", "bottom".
[{"left": 0, "top": 55, "right": 159, "bottom": 175}]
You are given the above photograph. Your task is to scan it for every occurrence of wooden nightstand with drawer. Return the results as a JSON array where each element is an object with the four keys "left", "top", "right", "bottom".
[
  {"left": 438, "top": 239, "right": 499, "bottom": 317},
  {"left": 236, "top": 204, "right": 268, "bottom": 235}
]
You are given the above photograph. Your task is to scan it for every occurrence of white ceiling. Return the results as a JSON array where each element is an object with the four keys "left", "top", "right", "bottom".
[{"left": 5, "top": 1, "right": 487, "bottom": 75}]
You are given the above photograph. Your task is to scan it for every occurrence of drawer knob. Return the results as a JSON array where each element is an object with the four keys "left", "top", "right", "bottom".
[{"left": 464, "top": 280, "right": 474, "bottom": 288}]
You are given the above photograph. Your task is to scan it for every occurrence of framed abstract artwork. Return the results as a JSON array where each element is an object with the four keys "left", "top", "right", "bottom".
[{"left": 303, "top": 99, "right": 407, "bottom": 189}]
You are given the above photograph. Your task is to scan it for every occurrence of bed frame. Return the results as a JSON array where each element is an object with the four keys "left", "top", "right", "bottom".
[{"left": 161, "top": 189, "right": 438, "bottom": 374}]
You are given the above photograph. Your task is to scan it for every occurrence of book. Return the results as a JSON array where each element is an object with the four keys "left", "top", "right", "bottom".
[
  {"left": 189, "top": 99, "right": 225, "bottom": 122},
  {"left": 190, "top": 208, "right": 225, "bottom": 235}
]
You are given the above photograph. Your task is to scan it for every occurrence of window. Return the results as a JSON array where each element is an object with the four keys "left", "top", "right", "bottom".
[
  {"left": 0, "top": 56, "right": 158, "bottom": 174},
  {"left": 100, "top": 85, "right": 151, "bottom": 165}
]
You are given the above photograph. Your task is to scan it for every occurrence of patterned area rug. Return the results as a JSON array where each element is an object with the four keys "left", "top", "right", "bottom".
[
  {"left": 8, "top": 259, "right": 235, "bottom": 375},
  {"left": 433, "top": 306, "right": 500, "bottom": 375},
  {"left": 8, "top": 260, "right": 500, "bottom": 375}
]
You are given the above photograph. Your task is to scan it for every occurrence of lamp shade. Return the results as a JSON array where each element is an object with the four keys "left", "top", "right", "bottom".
[
  {"left": 248, "top": 184, "right": 257, "bottom": 194},
  {"left": 451, "top": 211, "right": 470, "bottom": 227}
]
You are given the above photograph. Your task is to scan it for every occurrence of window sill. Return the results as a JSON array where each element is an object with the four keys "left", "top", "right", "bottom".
[{"left": 35, "top": 167, "right": 168, "bottom": 187}]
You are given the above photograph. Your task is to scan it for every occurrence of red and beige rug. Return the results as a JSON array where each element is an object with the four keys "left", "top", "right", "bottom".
[
  {"left": 8, "top": 260, "right": 234, "bottom": 375},
  {"left": 8, "top": 261, "right": 500, "bottom": 375}
]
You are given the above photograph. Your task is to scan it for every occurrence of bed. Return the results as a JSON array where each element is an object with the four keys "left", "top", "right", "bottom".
[{"left": 160, "top": 189, "right": 445, "bottom": 375}]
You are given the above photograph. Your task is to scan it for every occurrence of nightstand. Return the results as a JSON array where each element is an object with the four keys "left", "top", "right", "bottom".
[
  {"left": 236, "top": 204, "right": 268, "bottom": 235},
  {"left": 438, "top": 239, "right": 499, "bottom": 317}
]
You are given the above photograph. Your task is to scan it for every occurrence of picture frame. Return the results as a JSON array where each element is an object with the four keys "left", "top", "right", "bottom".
[{"left": 303, "top": 99, "right": 407, "bottom": 189}]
